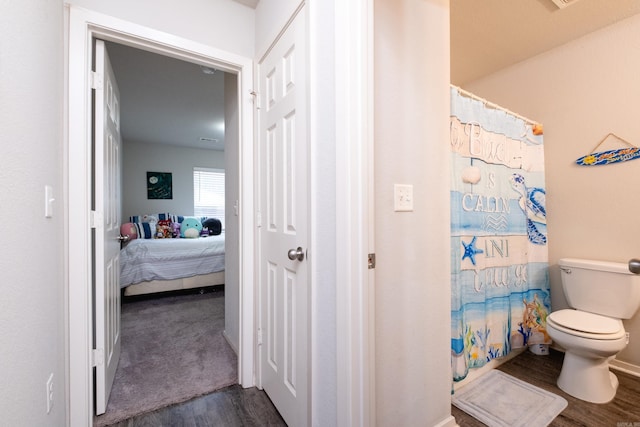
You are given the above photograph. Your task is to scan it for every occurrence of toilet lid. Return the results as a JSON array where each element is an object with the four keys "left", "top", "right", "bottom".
[{"left": 548, "top": 309, "right": 622, "bottom": 335}]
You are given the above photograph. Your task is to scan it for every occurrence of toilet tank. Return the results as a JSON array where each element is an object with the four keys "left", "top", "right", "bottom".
[{"left": 559, "top": 258, "right": 640, "bottom": 319}]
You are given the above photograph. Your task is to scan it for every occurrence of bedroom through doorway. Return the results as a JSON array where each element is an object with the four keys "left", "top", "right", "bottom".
[{"left": 94, "top": 39, "right": 241, "bottom": 424}]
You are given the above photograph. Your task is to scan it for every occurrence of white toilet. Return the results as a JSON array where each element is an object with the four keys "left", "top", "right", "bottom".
[{"left": 546, "top": 258, "right": 640, "bottom": 403}]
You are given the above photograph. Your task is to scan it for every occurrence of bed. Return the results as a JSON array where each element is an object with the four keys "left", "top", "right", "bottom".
[{"left": 119, "top": 234, "right": 225, "bottom": 296}]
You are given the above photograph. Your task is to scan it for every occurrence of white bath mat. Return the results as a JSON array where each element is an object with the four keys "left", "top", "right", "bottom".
[{"left": 452, "top": 370, "right": 568, "bottom": 427}]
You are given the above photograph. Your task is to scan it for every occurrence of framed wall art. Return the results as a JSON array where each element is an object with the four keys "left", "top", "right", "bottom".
[{"left": 147, "top": 171, "right": 173, "bottom": 199}]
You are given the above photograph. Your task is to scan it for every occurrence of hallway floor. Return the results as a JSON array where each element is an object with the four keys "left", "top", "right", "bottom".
[
  {"left": 107, "top": 384, "right": 286, "bottom": 426},
  {"left": 108, "top": 347, "right": 639, "bottom": 426},
  {"left": 453, "top": 348, "right": 640, "bottom": 426}
]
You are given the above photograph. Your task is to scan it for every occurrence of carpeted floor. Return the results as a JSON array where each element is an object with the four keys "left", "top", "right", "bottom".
[{"left": 94, "top": 289, "right": 237, "bottom": 426}]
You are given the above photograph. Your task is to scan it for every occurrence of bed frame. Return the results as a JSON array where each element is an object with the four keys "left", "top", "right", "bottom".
[{"left": 123, "top": 271, "right": 225, "bottom": 296}]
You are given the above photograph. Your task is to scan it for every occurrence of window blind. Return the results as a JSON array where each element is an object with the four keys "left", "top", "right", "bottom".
[{"left": 193, "top": 167, "right": 225, "bottom": 229}]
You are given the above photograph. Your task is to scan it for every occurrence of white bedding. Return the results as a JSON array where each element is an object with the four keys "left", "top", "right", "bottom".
[{"left": 119, "top": 235, "right": 225, "bottom": 287}]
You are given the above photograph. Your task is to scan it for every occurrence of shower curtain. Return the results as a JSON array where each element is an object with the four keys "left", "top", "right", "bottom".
[{"left": 450, "top": 87, "right": 551, "bottom": 383}]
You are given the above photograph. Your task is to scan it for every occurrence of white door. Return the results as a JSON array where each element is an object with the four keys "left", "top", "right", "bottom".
[
  {"left": 258, "top": 7, "right": 309, "bottom": 427},
  {"left": 93, "top": 39, "right": 122, "bottom": 416}
]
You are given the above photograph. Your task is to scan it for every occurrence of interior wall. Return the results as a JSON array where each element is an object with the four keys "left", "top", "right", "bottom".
[
  {"left": 308, "top": 1, "right": 338, "bottom": 425},
  {"left": 0, "top": 1, "right": 66, "bottom": 425},
  {"left": 254, "top": 0, "right": 302, "bottom": 58},
  {"left": 464, "top": 13, "right": 640, "bottom": 369},
  {"left": 223, "top": 73, "right": 240, "bottom": 352},
  {"left": 68, "top": 0, "right": 255, "bottom": 58},
  {"left": 374, "top": 0, "right": 454, "bottom": 426},
  {"left": 122, "top": 140, "right": 224, "bottom": 220}
]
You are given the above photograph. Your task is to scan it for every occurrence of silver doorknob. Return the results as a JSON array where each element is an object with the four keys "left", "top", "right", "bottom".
[
  {"left": 288, "top": 247, "right": 305, "bottom": 261},
  {"left": 117, "top": 235, "right": 130, "bottom": 242}
]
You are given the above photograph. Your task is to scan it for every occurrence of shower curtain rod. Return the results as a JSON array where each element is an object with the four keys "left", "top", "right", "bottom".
[{"left": 451, "top": 84, "right": 541, "bottom": 127}]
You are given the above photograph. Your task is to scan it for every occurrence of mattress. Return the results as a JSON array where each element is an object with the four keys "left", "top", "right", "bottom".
[{"left": 119, "top": 235, "right": 225, "bottom": 287}]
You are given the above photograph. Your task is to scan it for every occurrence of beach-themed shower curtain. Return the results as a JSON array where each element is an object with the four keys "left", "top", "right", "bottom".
[{"left": 450, "top": 87, "right": 551, "bottom": 383}]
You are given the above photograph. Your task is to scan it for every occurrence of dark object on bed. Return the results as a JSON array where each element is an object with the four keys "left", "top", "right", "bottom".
[{"left": 203, "top": 218, "right": 222, "bottom": 235}]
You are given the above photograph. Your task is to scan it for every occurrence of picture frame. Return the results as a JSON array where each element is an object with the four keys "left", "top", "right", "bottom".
[{"left": 147, "top": 171, "right": 173, "bottom": 199}]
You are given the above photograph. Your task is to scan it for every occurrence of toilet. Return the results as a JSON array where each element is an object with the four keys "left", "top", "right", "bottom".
[{"left": 546, "top": 258, "right": 640, "bottom": 403}]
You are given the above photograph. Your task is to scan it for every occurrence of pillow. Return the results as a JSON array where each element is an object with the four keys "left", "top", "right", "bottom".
[
  {"left": 119, "top": 222, "right": 138, "bottom": 241},
  {"left": 142, "top": 214, "right": 158, "bottom": 223},
  {"left": 133, "top": 222, "right": 156, "bottom": 239},
  {"left": 129, "top": 213, "right": 171, "bottom": 223},
  {"left": 203, "top": 218, "right": 222, "bottom": 235},
  {"left": 180, "top": 217, "right": 202, "bottom": 238},
  {"left": 170, "top": 215, "right": 185, "bottom": 224}
]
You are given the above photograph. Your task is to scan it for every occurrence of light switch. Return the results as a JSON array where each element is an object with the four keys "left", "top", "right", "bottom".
[
  {"left": 45, "top": 185, "right": 55, "bottom": 218},
  {"left": 394, "top": 184, "right": 413, "bottom": 212}
]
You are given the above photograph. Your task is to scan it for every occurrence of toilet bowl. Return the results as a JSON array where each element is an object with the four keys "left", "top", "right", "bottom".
[
  {"left": 548, "top": 258, "right": 640, "bottom": 404},
  {"left": 546, "top": 309, "right": 627, "bottom": 403}
]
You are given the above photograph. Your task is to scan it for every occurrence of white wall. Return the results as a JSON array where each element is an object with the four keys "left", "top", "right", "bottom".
[
  {"left": 464, "top": 13, "right": 640, "bottom": 369},
  {"left": 224, "top": 73, "right": 240, "bottom": 352},
  {"left": 254, "top": 0, "right": 301, "bottom": 58},
  {"left": 122, "top": 140, "right": 224, "bottom": 220},
  {"left": 374, "top": 0, "right": 454, "bottom": 426},
  {"left": 69, "top": 0, "right": 255, "bottom": 59},
  {"left": 308, "top": 2, "right": 338, "bottom": 425},
  {"left": 0, "top": 1, "right": 66, "bottom": 425}
]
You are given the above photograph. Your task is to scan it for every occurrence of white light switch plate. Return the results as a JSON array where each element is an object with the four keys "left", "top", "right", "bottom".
[{"left": 394, "top": 184, "right": 413, "bottom": 212}]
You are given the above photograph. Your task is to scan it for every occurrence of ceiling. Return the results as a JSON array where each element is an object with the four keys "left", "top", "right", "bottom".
[
  {"left": 106, "top": 42, "right": 227, "bottom": 151},
  {"left": 107, "top": 1, "right": 640, "bottom": 151},
  {"left": 451, "top": 0, "right": 640, "bottom": 85}
]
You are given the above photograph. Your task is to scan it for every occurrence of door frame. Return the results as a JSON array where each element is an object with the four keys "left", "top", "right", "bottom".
[{"left": 67, "top": 7, "right": 255, "bottom": 426}]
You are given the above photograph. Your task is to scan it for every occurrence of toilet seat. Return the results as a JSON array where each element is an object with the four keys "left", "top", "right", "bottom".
[{"left": 547, "top": 309, "right": 625, "bottom": 340}]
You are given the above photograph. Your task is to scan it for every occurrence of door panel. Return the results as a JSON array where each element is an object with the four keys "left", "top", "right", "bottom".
[
  {"left": 258, "top": 7, "right": 309, "bottom": 426},
  {"left": 94, "top": 39, "right": 122, "bottom": 416}
]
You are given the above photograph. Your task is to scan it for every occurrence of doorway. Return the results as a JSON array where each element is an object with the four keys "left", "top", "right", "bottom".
[
  {"left": 94, "top": 38, "right": 238, "bottom": 422},
  {"left": 67, "top": 7, "right": 255, "bottom": 425}
]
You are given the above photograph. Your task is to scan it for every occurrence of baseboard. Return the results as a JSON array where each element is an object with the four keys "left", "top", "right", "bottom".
[
  {"left": 610, "top": 358, "right": 640, "bottom": 378},
  {"left": 222, "top": 330, "right": 238, "bottom": 355},
  {"left": 434, "top": 415, "right": 459, "bottom": 427}
]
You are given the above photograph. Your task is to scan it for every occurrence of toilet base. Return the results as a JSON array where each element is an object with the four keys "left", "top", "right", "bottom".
[{"left": 557, "top": 352, "right": 619, "bottom": 404}]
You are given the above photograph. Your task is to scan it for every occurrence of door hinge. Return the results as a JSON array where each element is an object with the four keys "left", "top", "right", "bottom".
[
  {"left": 368, "top": 253, "right": 376, "bottom": 269},
  {"left": 90, "top": 210, "right": 103, "bottom": 229},
  {"left": 256, "top": 211, "right": 262, "bottom": 228},
  {"left": 257, "top": 329, "right": 263, "bottom": 346},
  {"left": 90, "top": 71, "right": 103, "bottom": 90},
  {"left": 92, "top": 348, "right": 104, "bottom": 367},
  {"left": 250, "top": 90, "right": 260, "bottom": 109}
]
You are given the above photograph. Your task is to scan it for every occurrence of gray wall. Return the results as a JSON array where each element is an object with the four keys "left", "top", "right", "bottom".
[
  {"left": 122, "top": 140, "right": 224, "bottom": 221},
  {"left": 0, "top": 1, "right": 66, "bottom": 425}
]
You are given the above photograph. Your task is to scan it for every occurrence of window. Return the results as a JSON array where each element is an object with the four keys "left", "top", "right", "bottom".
[{"left": 193, "top": 167, "right": 225, "bottom": 229}]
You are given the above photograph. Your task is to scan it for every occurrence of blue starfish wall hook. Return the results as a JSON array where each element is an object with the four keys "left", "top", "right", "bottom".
[{"left": 461, "top": 236, "right": 484, "bottom": 266}]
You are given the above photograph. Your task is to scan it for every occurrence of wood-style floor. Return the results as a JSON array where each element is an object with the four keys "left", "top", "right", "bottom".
[
  {"left": 111, "top": 347, "right": 639, "bottom": 426},
  {"left": 453, "top": 348, "right": 640, "bottom": 426},
  {"left": 108, "top": 384, "right": 286, "bottom": 426}
]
